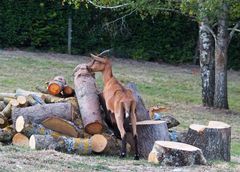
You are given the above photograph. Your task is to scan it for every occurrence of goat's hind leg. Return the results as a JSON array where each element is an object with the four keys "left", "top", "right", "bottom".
[{"left": 131, "top": 103, "right": 139, "bottom": 160}]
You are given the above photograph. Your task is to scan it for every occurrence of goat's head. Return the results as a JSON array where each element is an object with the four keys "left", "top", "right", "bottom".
[{"left": 86, "top": 54, "right": 109, "bottom": 72}]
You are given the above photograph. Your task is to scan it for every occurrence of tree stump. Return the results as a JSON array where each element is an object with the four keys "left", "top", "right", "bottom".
[
  {"left": 74, "top": 64, "right": 103, "bottom": 135},
  {"left": 0, "top": 126, "right": 16, "bottom": 143},
  {"left": 184, "top": 121, "right": 231, "bottom": 161},
  {"left": 12, "top": 133, "right": 29, "bottom": 147},
  {"left": 12, "top": 102, "right": 74, "bottom": 126},
  {"left": 148, "top": 141, "right": 207, "bottom": 166},
  {"left": 136, "top": 120, "right": 170, "bottom": 159},
  {"left": 42, "top": 117, "right": 84, "bottom": 138},
  {"left": 126, "top": 82, "right": 150, "bottom": 121}
]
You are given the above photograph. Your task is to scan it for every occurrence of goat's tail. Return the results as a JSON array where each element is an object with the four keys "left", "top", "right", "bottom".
[{"left": 122, "top": 101, "right": 132, "bottom": 119}]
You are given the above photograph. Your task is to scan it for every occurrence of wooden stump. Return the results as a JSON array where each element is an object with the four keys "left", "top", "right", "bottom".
[
  {"left": 42, "top": 117, "right": 84, "bottom": 138},
  {"left": 136, "top": 120, "right": 170, "bottom": 159},
  {"left": 0, "top": 126, "right": 16, "bottom": 143},
  {"left": 15, "top": 116, "right": 62, "bottom": 138},
  {"left": 74, "top": 64, "right": 103, "bottom": 135},
  {"left": 184, "top": 121, "right": 231, "bottom": 161},
  {"left": 12, "top": 133, "right": 29, "bottom": 147},
  {"left": 148, "top": 141, "right": 207, "bottom": 166},
  {"left": 12, "top": 102, "right": 74, "bottom": 126},
  {"left": 126, "top": 83, "right": 150, "bottom": 121}
]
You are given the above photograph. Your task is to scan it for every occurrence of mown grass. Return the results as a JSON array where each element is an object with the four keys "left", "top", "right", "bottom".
[{"left": 0, "top": 50, "right": 240, "bottom": 171}]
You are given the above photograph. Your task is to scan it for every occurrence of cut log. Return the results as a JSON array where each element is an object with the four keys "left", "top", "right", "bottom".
[
  {"left": 3, "top": 97, "right": 14, "bottom": 104},
  {"left": 42, "top": 117, "right": 84, "bottom": 138},
  {"left": 148, "top": 141, "right": 207, "bottom": 166},
  {"left": 135, "top": 120, "right": 170, "bottom": 159},
  {"left": 53, "top": 76, "right": 67, "bottom": 85},
  {"left": 15, "top": 88, "right": 44, "bottom": 99},
  {"left": 29, "top": 135, "right": 93, "bottom": 155},
  {"left": 16, "top": 116, "right": 62, "bottom": 138},
  {"left": 35, "top": 86, "right": 49, "bottom": 94},
  {"left": 12, "top": 102, "right": 74, "bottom": 126},
  {"left": 0, "top": 101, "right": 6, "bottom": 111},
  {"left": 74, "top": 64, "right": 103, "bottom": 135},
  {"left": 10, "top": 99, "right": 19, "bottom": 107},
  {"left": 160, "top": 115, "right": 180, "bottom": 129},
  {"left": 126, "top": 82, "right": 150, "bottom": 121},
  {"left": 0, "top": 126, "right": 16, "bottom": 143},
  {"left": 0, "top": 93, "right": 16, "bottom": 101},
  {"left": 63, "top": 85, "right": 75, "bottom": 97},
  {"left": 0, "top": 103, "right": 12, "bottom": 128},
  {"left": 26, "top": 95, "right": 39, "bottom": 106},
  {"left": 17, "top": 95, "right": 27, "bottom": 107},
  {"left": 184, "top": 121, "right": 231, "bottom": 161},
  {"left": 12, "top": 133, "right": 29, "bottom": 147},
  {"left": 47, "top": 80, "right": 64, "bottom": 96},
  {"left": 30, "top": 94, "right": 45, "bottom": 105}
]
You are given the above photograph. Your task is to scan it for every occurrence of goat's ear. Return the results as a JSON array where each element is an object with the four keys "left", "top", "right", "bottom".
[{"left": 90, "top": 53, "right": 106, "bottom": 63}]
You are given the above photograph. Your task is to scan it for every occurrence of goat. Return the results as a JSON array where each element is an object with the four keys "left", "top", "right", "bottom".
[{"left": 86, "top": 54, "right": 139, "bottom": 160}]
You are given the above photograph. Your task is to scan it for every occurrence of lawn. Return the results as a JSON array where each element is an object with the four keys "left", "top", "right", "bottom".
[{"left": 0, "top": 50, "right": 239, "bottom": 171}]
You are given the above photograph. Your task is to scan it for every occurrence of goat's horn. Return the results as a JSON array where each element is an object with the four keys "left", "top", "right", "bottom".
[
  {"left": 99, "top": 49, "right": 112, "bottom": 56},
  {"left": 90, "top": 53, "right": 106, "bottom": 63}
]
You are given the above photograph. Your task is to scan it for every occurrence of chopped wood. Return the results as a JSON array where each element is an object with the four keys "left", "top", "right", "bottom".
[
  {"left": 184, "top": 121, "right": 231, "bottom": 161},
  {"left": 10, "top": 99, "right": 19, "bottom": 107},
  {"left": 29, "top": 135, "right": 57, "bottom": 150},
  {"left": 12, "top": 102, "right": 74, "bottom": 126},
  {"left": 15, "top": 88, "right": 44, "bottom": 99},
  {"left": 0, "top": 93, "right": 16, "bottom": 101},
  {"left": 148, "top": 141, "right": 207, "bottom": 166},
  {"left": 42, "top": 117, "right": 84, "bottom": 138},
  {"left": 53, "top": 76, "right": 67, "bottom": 85},
  {"left": 35, "top": 86, "right": 49, "bottom": 94},
  {"left": 12, "top": 133, "right": 29, "bottom": 147},
  {"left": 47, "top": 80, "right": 64, "bottom": 96},
  {"left": 30, "top": 94, "right": 45, "bottom": 105},
  {"left": 3, "top": 97, "right": 14, "bottom": 104},
  {"left": 0, "top": 103, "right": 12, "bottom": 128},
  {"left": 135, "top": 120, "right": 170, "bottom": 159},
  {"left": 15, "top": 116, "right": 62, "bottom": 138},
  {"left": 0, "top": 126, "right": 16, "bottom": 143},
  {"left": 74, "top": 64, "right": 103, "bottom": 135},
  {"left": 63, "top": 85, "right": 74, "bottom": 97},
  {"left": 26, "top": 95, "right": 39, "bottom": 106},
  {"left": 17, "top": 95, "right": 27, "bottom": 107},
  {"left": 126, "top": 83, "right": 150, "bottom": 121},
  {"left": 0, "top": 101, "right": 6, "bottom": 111}
]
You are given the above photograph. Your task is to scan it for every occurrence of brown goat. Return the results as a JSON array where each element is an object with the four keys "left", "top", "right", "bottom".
[{"left": 86, "top": 54, "right": 139, "bottom": 160}]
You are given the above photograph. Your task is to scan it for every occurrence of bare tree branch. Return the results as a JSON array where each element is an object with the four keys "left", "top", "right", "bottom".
[
  {"left": 86, "top": 0, "right": 130, "bottom": 9},
  {"left": 229, "top": 21, "right": 240, "bottom": 42}
]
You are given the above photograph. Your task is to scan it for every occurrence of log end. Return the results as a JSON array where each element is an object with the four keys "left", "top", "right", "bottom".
[
  {"left": 48, "top": 81, "right": 62, "bottom": 95},
  {"left": 63, "top": 86, "right": 74, "bottom": 96},
  {"left": 17, "top": 96, "right": 27, "bottom": 105},
  {"left": 16, "top": 116, "right": 25, "bottom": 132},
  {"left": 29, "top": 135, "right": 36, "bottom": 149},
  {"left": 0, "top": 113, "right": 8, "bottom": 128},
  {"left": 12, "top": 133, "right": 29, "bottom": 147},
  {"left": 85, "top": 122, "right": 103, "bottom": 135},
  {"left": 91, "top": 134, "right": 107, "bottom": 153}
]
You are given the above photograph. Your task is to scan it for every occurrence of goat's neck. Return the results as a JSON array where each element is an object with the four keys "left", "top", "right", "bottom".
[{"left": 102, "top": 64, "right": 113, "bottom": 86}]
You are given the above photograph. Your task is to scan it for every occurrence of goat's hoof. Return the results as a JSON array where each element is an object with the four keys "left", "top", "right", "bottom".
[
  {"left": 134, "top": 155, "right": 140, "bottom": 160},
  {"left": 119, "top": 153, "right": 126, "bottom": 159}
]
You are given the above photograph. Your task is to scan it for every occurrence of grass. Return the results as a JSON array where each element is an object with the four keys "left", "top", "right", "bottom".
[{"left": 0, "top": 50, "right": 240, "bottom": 171}]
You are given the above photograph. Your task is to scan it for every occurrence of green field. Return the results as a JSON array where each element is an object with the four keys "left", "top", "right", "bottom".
[{"left": 0, "top": 50, "right": 239, "bottom": 171}]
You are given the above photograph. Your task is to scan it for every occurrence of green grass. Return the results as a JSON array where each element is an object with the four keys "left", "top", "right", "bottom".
[{"left": 0, "top": 50, "right": 240, "bottom": 171}]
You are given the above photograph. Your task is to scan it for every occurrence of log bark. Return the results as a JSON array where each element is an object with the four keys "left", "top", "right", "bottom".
[
  {"left": 0, "top": 126, "right": 16, "bottom": 143},
  {"left": 15, "top": 116, "right": 62, "bottom": 138},
  {"left": 42, "top": 117, "right": 84, "bottom": 138},
  {"left": 126, "top": 82, "right": 150, "bottom": 121},
  {"left": 12, "top": 133, "right": 29, "bottom": 147},
  {"left": 136, "top": 120, "right": 170, "bottom": 159},
  {"left": 0, "top": 103, "right": 12, "bottom": 128},
  {"left": 148, "top": 141, "right": 207, "bottom": 166},
  {"left": 74, "top": 64, "right": 103, "bottom": 135},
  {"left": 0, "top": 101, "right": 6, "bottom": 111},
  {"left": 12, "top": 102, "right": 74, "bottom": 126},
  {"left": 29, "top": 135, "right": 93, "bottom": 155},
  {"left": 184, "top": 121, "right": 231, "bottom": 161},
  {"left": 15, "top": 88, "right": 45, "bottom": 99},
  {"left": 0, "top": 93, "right": 16, "bottom": 101}
]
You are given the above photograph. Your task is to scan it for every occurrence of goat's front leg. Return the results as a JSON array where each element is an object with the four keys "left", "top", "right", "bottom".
[{"left": 115, "top": 112, "right": 127, "bottom": 158}]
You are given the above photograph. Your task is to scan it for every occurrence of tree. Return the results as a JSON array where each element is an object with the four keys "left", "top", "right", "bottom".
[{"left": 67, "top": 0, "right": 240, "bottom": 109}]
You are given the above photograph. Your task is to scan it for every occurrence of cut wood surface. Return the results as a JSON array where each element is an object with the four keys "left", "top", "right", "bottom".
[
  {"left": 126, "top": 83, "right": 150, "bottom": 121},
  {"left": 47, "top": 80, "right": 64, "bottom": 95},
  {"left": 63, "top": 85, "right": 74, "bottom": 97},
  {"left": 12, "top": 133, "right": 29, "bottom": 147},
  {"left": 135, "top": 120, "right": 170, "bottom": 159},
  {"left": 0, "top": 126, "right": 16, "bottom": 143},
  {"left": 74, "top": 64, "right": 103, "bottom": 135},
  {"left": 15, "top": 116, "right": 62, "bottom": 138},
  {"left": 148, "top": 141, "right": 207, "bottom": 166},
  {"left": 12, "top": 102, "right": 74, "bottom": 126},
  {"left": 42, "top": 117, "right": 84, "bottom": 138},
  {"left": 184, "top": 121, "right": 231, "bottom": 161},
  {"left": 17, "top": 96, "right": 27, "bottom": 106}
]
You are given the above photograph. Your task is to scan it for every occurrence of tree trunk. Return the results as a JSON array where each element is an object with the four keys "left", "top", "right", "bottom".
[
  {"left": 126, "top": 82, "right": 150, "bottom": 121},
  {"left": 12, "top": 102, "right": 74, "bottom": 126},
  {"left": 74, "top": 64, "right": 103, "bottom": 135},
  {"left": 199, "top": 21, "right": 215, "bottom": 107},
  {"left": 184, "top": 121, "right": 231, "bottom": 161},
  {"left": 148, "top": 141, "right": 207, "bottom": 166},
  {"left": 136, "top": 120, "right": 169, "bottom": 159},
  {"left": 214, "top": 2, "right": 229, "bottom": 109}
]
